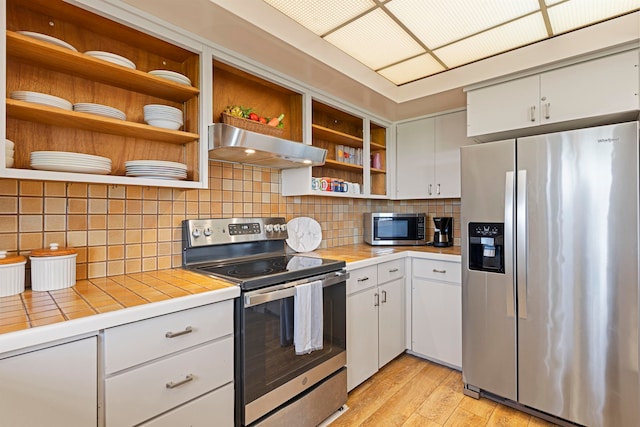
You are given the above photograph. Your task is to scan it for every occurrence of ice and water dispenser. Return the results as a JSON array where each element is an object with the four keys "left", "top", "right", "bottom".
[{"left": 468, "top": 223, "right": 505, "bottom": 273}]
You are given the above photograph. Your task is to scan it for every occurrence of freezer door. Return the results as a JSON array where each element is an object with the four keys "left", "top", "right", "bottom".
[
  {"left": 461, "top": 140, "right": 517, "bottom": 400},
  {"left": 517, "top": 122, "right": 639, "bottom": 427}
]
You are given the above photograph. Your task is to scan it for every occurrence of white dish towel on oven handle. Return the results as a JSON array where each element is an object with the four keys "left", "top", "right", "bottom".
[{"left": 294, "top": 280, "right": 323, "bottom": 355}]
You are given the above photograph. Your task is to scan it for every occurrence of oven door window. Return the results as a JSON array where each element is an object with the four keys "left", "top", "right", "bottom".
[{"left": 243, "top": 282, "right": 346, "bottom": 404}]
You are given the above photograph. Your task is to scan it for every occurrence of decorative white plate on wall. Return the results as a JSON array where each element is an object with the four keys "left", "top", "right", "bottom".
[{"left": 286, "top": 217, "right": 322, "bottom": 253}]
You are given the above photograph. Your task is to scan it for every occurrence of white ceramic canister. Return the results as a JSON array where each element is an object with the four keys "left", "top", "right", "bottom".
[
  {"left": 0, "top": 251, "right": 26, "bottom": 297},
  {"left": 30, "top": 243, "right": 77, "bottom": 291}
]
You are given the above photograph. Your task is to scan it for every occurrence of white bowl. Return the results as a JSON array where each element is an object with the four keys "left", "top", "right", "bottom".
[
  {"left": 5, "top": 139, "right": 15, "bottom": 150},
  {"left": 145, "top": 119, "right": 183, "bottom": 130},
  {"left": 5, "top": 157, "right": 14, "bottom": 168}
]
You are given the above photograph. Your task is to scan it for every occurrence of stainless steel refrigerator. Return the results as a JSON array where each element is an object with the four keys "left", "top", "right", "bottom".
[{"left": 461, "top": 121, "right": 639, "bottom": 427}]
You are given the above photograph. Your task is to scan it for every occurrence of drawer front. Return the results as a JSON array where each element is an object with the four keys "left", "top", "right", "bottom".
[
  {"left": 105, "top": 338, "right": 233, "bottom": 427},
  {"left": 139, "top": 383, "right": 234, "bottom": 427},
  {"left": 377, "top": 259, "right": 405, "bottom": 284},
  {"left": 347, "top": 265, "right": 378, "bottom": 295},
  {"left": 412, "top": 258, "right": 461, "bottom": 283},
  {"left": 104, "top": 300, "right": 233, "bottom": 374}
]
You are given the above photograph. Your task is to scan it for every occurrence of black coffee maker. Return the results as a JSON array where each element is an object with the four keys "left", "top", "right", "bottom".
[{"left": 433, "top": 217, "right": 453, "bottom": 247}]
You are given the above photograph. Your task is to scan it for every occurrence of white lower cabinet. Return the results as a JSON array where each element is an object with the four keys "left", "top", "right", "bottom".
[
  {"left": 103, "top": 300, "right": 234, "bottom": 426},
  {"left": 347, "top": 259, "right": 405, "bottom": 391},
  {"left": 0, "top": 337, "right": 97, "bottom": 427},
  {"left": 411, "top": 258, "right": 462, "bottom": 368}
]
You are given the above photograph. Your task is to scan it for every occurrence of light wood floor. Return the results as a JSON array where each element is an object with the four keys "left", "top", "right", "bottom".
[{"left": 329, "top": 353, "right": 559, "bottom": 427}]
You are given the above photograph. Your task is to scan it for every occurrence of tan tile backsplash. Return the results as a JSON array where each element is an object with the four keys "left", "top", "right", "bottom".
[{"left": 0, "top": 162, "right": 460, "bottom": 283}]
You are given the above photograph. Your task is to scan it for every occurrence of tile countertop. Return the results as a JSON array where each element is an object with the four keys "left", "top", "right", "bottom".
[
  {"left": 0, "top": 243, "right": 460, "bottom": 354},
  {"left": 306, "top": 243, "right": 461, "bottom": 268},
  {"left": 0, "top": 269, "right": 239, "bottom": 354}
]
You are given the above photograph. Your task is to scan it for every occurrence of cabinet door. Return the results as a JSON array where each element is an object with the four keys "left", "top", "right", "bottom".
[
  {"left": 541, "top": 50, "right": 640, "bottom": 124},
  {"left": 467, "top": 75, "right": 540, "bottom": 137},
  {"left": 434, "top": 110, "right": 473, "bottom": 198},
  {"left": 412, "top": 277, "right": 461, "bottom": 368},
  {"left": 0, "top": 337, "right": 97, "bottom": 427},
  {"left": 347, "top": 287, "right": 379, "bottom": 391},
  {"left": 396, "top": 117, "right": 435, "bottom": 199},
  {"left": 378, "top": 278, "right": 405, "bottom": 368}
]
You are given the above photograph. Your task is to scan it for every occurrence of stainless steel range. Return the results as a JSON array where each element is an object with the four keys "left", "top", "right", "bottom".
[{"left": 182, "top": 217, "right": 348, "bottom": 427}]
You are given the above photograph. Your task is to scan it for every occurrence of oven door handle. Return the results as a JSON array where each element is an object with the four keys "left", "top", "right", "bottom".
[{"left": 244, "top": 271, "right": 348, "bottom": 308}]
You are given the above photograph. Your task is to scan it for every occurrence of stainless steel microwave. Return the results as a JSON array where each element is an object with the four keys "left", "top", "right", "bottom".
[{"left": 364, "top": 212, "right": 427, "bottom": 246}]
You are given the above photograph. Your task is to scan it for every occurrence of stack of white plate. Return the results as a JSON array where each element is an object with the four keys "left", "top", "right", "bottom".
[
  {"left": 148, "top": 70, "right": 192, "bottom": 86},
  {"left": 125, "top": 160, "right": 187, "bottom": 180},
  {"left": 143, "top": 104, "right": 183, "bottom": 130},
  {"left": 10, "top": 91, "right": 73, "bottom": 111},
  {"left": 5, "top": 139, "right": 15, "bottom": 168},
  {"left": 30, "top": 151, "right": 111, "bottom": 175},
  {"left": 16, "top": 31, "right": 77, "bottom": 51},
  {"left": 73, "top": 103, "right": 126, "bottom": 120},
  {"left": 84, "top": 51, "right": 136, "bottom": 69}
]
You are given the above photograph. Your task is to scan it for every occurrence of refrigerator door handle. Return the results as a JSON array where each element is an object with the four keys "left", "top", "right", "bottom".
[
  {"left": 516, "top": 169, "right": 528, "bottom": 318},
  {"left": 504, "top": 171, "right": 515, "bottom": 317}
]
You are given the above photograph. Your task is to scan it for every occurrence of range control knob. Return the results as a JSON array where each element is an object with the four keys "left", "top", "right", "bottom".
[
  {"left": 192, "top": 228, "right": 201, "bottom": 238},
  {"left": 203, "top": 228, "right": 212, "bottom": 237},
  {"left": 273, "top": 224, "right": 281, "bottom": 232},
  {"left": 280, "top": 224, "right": 287, "bottom": 231},
  {"left": 265, "top": 224, "right": 274, "bottom": 232}
]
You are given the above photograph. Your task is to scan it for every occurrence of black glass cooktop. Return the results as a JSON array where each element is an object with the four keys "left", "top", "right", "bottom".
[{"left": 192, "top": 254, "right": 345, "bottom": 291}]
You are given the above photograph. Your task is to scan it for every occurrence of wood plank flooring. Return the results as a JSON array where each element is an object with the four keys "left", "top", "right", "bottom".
[{"left": 329, "top": 353, "right": 558, "bottom": 427}]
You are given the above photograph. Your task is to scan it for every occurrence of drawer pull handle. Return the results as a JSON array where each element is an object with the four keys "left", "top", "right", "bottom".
[
  {"left": 166, "top": 374, "right": 194, "bottom": 389},
  {"left": 165, "top": 326, "right": 193, "bottom": 338},
  {"left": 389, "top": 268, "right": 399, "bottom": 273},
  {"left": 357, "top": 277, "right": 369, "bottom": 282},
  {"left": 433, "top": 269, "right": 447, "bottom": 274}
]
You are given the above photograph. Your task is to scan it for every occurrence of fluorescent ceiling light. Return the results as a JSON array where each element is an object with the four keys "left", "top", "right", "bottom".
[
  {"left": 434, "top": 13, "right": 548, "bottom": 68},
  {"left": 324, "top": 8, "right": 424, "bottom": 70},
  {"left": 259, "top": 0, "right": 639, "bottom": 86},
  {"left": 547, "top": 0, "right": 640, "bottom": 34},
  {"left": 262, "top": 0, "right": 375, "bottom": 35},
  {"left": 386, "top": 0, "right": 540, "bottom": 49},
  {"left": 378, "top": 54, "right": 445, "bottom": 85}
]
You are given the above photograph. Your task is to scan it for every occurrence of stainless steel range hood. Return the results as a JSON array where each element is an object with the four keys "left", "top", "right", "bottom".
[{"left": 208, "top": 123, "right": 327, "bottom": 169}]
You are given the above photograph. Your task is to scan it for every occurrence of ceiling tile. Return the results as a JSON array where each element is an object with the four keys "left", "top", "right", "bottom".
[
  {"left": 434, "top": 13, "right": 548, "bottom": 68},
  {"left": 324, "top": 8, "right": 425, "bottom": 70},
  {"left": 547, "top": 0, "right": 640, "bottom": 34},
  {"left": 386, "top": 0, "right": 540, "bottom": 49},
  {"left": 263, "top": 0, "right": 375, "bottom": 35},
  {"left": 378, "top": 54, "right": 446, "bottom": 84}
]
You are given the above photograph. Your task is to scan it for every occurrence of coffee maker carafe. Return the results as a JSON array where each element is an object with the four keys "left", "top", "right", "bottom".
[{"left": 433, "top": 217, "right": 453, "bottom": 247}]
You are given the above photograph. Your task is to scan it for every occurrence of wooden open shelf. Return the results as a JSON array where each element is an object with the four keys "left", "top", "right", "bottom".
[
  {"left": 7, "top": 31, "right": 200, "bottom": 103},
  {"left": 7, "top": 99, "right": 199, "bottom": 144},
  {"left": 312, "top": 124, "right": 363, "bottom": 148}
]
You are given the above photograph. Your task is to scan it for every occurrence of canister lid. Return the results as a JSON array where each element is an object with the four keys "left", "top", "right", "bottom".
[
  {"left": 0, "top": 250, "right": 26, "bottom": 265},
  {"left": 30, "top": 243, "right": 77, "bottom": 257}
]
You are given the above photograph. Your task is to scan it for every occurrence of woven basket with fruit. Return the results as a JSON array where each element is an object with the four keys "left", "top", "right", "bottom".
[{"left": 221, "top": 105, "right": 285, "bottom": 137}]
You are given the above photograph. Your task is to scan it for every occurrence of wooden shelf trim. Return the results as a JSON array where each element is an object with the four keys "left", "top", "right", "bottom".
[
  {"left": 370, "top": 141, "right": 386, "bottom": 151},
  {"left": 312, "top": 124, "right": 363, "bottom": 147},
  {"left": 7, "top": 99, "right": 199, "bottom": 144},
  {"left": 321, "top": 159, "right": 386, "bottom": 174},
  {"left": 6, "top": 31, "right": 200, "bottom": 103}
]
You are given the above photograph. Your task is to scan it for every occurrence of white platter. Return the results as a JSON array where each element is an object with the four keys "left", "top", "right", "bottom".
[
  {"left": 73, "top": 103, "right": 126, "bottom": 120},
  {"left": 30, "top": 162, "right": 111, "bottom": 174},
  {"left": 16, "top": 31, "right": 77, "bottom": 51},
  {"left": 84, "top": 51, "right": 136, "bottom": 69},
  {"left": 125, "top": 160, "right": 187, "bottom": 169},
  {"left": 148, "top": 70, "right": 192, "bottom": 86},
  {"left": 10, "top": 91, "right": 73, "bottom": 110},
  {"left": 286, "top": 217, "right": 322, "bottom": 253}
]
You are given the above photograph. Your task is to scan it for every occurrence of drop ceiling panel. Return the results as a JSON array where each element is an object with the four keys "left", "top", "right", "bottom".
[
  {"left": 547, "top": 0, "right": 640, "bottom": 33},
  {"left": 324, "top": 8, "right": 425, "bottom": 70},
  {"left": 378, "top": 53, "right": 445, "bottom": 85},
  {"left": 386, "top": 0, "right": 540, "bottom": 49}
]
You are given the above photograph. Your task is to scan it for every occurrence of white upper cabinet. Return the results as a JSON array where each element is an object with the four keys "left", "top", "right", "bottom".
[
  {"left": 467, "top": 48, "right": 639, "bottom": 141},
  {"left": 396, "top": 110, "right": 472, "bottom": 199}
]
